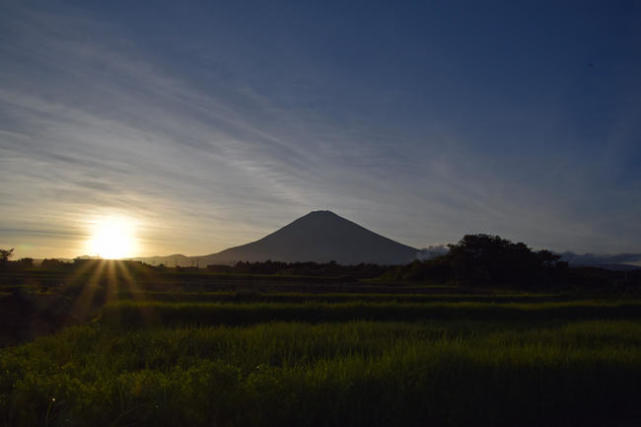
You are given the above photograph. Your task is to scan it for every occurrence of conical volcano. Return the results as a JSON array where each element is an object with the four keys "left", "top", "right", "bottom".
[{"left": 202, "top": 210, "right": 418, "bottom": 265}]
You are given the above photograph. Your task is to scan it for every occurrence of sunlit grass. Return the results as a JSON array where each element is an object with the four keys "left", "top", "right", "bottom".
[{"left": 2, "top": 320, "right": 641, "bottom": 426}]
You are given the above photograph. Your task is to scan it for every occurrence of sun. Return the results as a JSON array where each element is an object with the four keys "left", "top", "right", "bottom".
[{"left": 86, "top": 216, "right": 139, "bottom": 259}]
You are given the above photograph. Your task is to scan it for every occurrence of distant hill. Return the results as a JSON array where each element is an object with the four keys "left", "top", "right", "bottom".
[
  {"left": 560, "top": 252, "right": 641, "bottom": 271},
  {"left": 135, "top": 211, "right": 419, "bottom": 266}
]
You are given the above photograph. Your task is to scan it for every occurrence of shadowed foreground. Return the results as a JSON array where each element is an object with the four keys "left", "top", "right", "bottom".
[
  {"left": 2, "top": 316, "right": 641, "bottom": 426},
  {"left": 2, "top": 260, "right": 641, "bottom": 426}
]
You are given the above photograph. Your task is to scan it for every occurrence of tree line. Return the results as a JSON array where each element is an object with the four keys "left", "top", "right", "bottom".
[
  {"left": 2, "top": 234, "right": 640, "bottom": 289},
  {"left": 385, "top": 234, "right": 641, "bottom": 289}
]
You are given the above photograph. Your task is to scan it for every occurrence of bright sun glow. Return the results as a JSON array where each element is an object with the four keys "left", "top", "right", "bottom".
[{"left": 86, "top": 216, "right": 139, "bottom": 259}]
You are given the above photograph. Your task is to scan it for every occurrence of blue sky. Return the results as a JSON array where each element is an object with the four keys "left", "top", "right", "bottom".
[{"left": 1, "top": 0, "right": 640, "bottom": 258}]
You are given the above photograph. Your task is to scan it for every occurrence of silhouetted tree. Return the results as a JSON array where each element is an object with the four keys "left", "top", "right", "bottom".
[
  {"left": 445, "top": 234, "right": 564, "bottom": 286},
  {"left": 41, "top": 258, "right": 69, "bottom": 270},
  {"left": 17, "top": 258, "right": 34, "bottom": 267},
  {"left": 0, "top": 248, "right": 14, "bottom": 267},
  {"left": 385, "top": 234, "right": 569, "bottom": 288}
]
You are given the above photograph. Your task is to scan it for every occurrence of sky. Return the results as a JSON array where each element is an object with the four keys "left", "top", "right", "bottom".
[{"left": 1, "top": 0, "right": 641, "bottom": 259}]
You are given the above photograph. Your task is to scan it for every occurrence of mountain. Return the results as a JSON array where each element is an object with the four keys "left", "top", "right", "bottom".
[
  {"left": 194, "top": 210, "right": 418, "bottom": 266},
  {"left": 128, "top": 214, "right": 641, "bottom": 269}
]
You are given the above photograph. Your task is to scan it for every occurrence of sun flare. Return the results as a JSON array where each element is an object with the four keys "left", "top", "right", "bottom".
[{"left": 86, "top": 216, "right": 139, "bottom": 259}]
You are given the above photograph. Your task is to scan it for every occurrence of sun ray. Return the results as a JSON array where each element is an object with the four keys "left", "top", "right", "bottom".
[
  {"left": 116, "top": 261, "right": 154, "bottom": 323},
  {"left": 65, "top": 258, "right": 101, "bottom": 286},
  {"left": 70, "top": 260, "right": 106, "bottom": 321},
  {"left": 127, "top": 260, "right": 156, "bottom": 281},
  {"left": 116, "top": 261, "right": 142, "bottom": 297},
  {"left": 34, "top": 259, "right": 99, "bottom": 319},
  {"left": 105, "top": 260, "right": 119, "bottom": 304}
]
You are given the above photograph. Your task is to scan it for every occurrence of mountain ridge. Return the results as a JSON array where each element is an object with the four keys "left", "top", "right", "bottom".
[
  {"left": 135, "top": 211, "right": 419, "bottom": 266},
  {"left": 201, "top": 210, "right": 418, "bottom": 265}
]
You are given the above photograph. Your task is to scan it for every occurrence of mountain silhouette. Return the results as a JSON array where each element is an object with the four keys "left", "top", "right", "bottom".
[{"left": 198, "top": 210, "right": 418, "bottom": 265}]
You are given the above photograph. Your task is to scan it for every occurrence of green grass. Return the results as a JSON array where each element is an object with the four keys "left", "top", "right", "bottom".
[
  {"left": 2, "top": 320, "right": 641, "bottom": 426},
  {"left": 99, "top": 300, "right": 641, "bottom": 328},
  {"left": 110, "top": 290, "right": 571, "bottom": 304},
  {"left": 3, "top": 273, "right": 641, "bottom": 427}
]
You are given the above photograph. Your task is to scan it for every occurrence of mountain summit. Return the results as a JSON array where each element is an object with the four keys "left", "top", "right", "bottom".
[{"left": 202, "top": 210, "right": 418, "bottom": 265}]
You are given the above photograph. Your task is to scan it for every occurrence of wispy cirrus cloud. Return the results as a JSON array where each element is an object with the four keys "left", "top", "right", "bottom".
[{"left": 1, "top": 2, "right": 640, "bottom": 258}]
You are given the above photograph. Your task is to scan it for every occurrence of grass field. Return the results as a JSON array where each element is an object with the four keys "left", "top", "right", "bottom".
[{"left": 2, "top": 265, "right": 641, "bottom": 426}]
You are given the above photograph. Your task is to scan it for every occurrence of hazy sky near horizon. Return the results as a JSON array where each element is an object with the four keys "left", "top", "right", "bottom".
[{"left": 1, "top": 1, "right": 641, "bottom": 258}]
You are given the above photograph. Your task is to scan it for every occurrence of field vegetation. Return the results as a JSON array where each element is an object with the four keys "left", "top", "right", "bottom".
[
  {"left": 1, "top": 237, "right": 641, "bottom": 426},
  {"left": 2, "top": 317, "right": 641, "bottom": 426}
]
